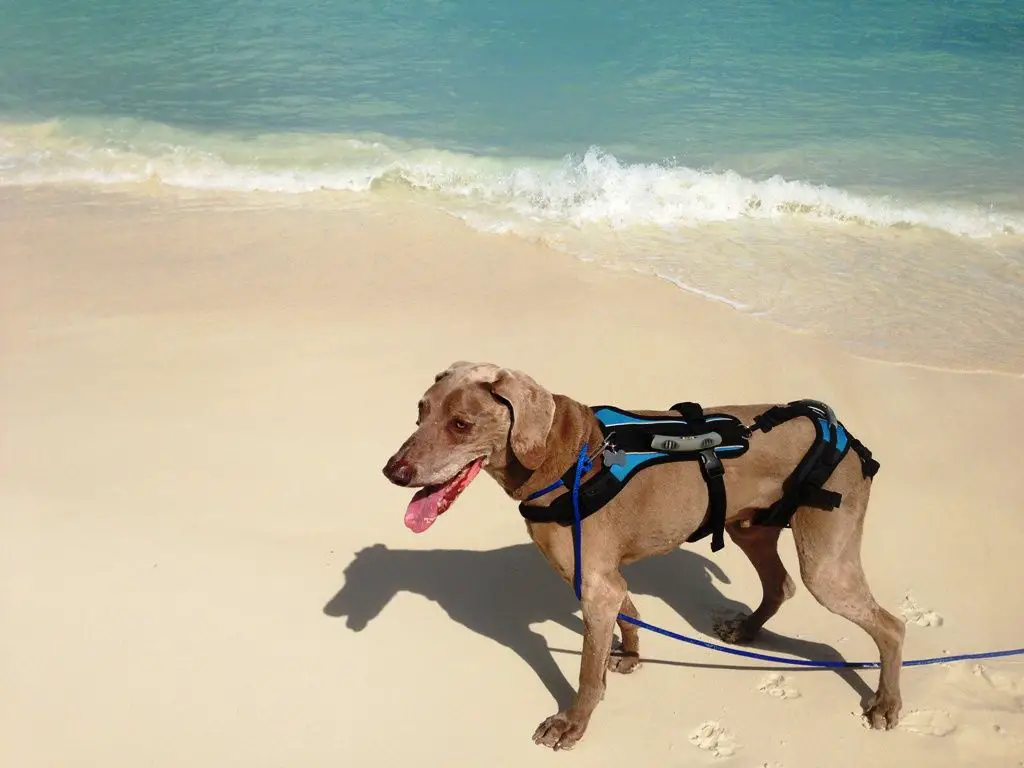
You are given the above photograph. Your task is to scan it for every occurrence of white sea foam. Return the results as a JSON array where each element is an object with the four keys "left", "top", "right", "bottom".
[{"left": 1, "top": 119, "right": 1021, "bottom": 239}]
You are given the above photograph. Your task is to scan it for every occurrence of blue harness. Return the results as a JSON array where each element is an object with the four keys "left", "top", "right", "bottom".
[{"left": 519, "top": 399, "right": 879, "bottom": 566}]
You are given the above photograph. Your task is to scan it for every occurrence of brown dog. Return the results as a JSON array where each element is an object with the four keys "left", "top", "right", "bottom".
[{"left": 382, "top": 361, "right": 904, "bottom": 750}]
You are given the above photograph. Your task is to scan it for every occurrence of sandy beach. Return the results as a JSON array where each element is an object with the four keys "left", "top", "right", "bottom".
[{"left": 2, "top": 187, "right": 1023, "bottom": 768}]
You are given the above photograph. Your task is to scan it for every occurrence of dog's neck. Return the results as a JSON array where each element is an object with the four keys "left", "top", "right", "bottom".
[{"left": 486, "top": 394, "right": 604, "bottom": 503}]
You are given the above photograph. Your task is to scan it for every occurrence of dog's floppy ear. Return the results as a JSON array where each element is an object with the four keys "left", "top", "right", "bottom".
[
  {"left": 434, "top": 360, "right": 475, "bottom": 383},
  {"left": 488, "top": 368, "right": 555, "bottom": 470}
]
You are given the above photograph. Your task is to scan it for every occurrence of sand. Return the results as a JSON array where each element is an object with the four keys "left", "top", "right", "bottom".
[{"left": 2, "top": 187, "right": 1023, "bottom": 768}]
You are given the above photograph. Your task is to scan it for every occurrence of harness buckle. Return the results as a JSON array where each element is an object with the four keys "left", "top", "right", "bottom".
[{"left": 699, "top": 449, "right": 724, "bottom": 478}]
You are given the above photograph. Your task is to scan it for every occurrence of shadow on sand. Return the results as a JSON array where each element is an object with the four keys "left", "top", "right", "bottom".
[{"left": 324, "top": 539, "right": 873, "bottom": 709}]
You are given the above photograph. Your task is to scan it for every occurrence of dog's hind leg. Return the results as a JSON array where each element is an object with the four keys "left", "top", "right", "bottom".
[
  {"left": 608, "top": 592, "right": 642, "bottom": 673},
  {"left": 714, "top": 520, "right": 796, "bottom": 644},
  {"left": 790, "top": 474, "right": 905, "bottom": 730}
]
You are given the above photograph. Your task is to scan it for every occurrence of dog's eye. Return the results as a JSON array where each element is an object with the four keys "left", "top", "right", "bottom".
[{"left": 451, "top": 418, "right": 471, "bottom": 433}]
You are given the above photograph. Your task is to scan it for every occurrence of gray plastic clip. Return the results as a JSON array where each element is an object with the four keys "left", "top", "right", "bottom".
[{"left": 650, "top": 432, "right": 722, "bottom": 452}]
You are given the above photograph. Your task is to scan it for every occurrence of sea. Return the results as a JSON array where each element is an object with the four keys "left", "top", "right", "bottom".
[{"left": 1, "top": 0, "right": 1022, "bottom": 373}]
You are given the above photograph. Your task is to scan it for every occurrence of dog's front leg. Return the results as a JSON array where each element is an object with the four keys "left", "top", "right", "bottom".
[{"left": 532, "top": 572, "right": 625, "bottom": 751}]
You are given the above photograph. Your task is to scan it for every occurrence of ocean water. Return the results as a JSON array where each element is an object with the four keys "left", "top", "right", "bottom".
[{"left": 1, "top": 0, "right": 1022, "bottom": 372}]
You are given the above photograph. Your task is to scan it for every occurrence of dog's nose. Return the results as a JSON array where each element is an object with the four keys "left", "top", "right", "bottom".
[{"left": 382, "top": 456, "right": 414, "bottom": 486}]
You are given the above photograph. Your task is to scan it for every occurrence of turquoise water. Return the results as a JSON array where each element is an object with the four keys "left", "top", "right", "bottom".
[
  {"left": 3, "top": 0, "right": 1023, "bottom": 202},
  {"left": 1, "top": 0, "right": 1023, "bottom": 370}
]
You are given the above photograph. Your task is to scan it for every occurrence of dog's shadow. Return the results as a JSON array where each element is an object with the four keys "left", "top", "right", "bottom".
[{"left": 323, "top": 540, "right": 873, "bottom": 708}]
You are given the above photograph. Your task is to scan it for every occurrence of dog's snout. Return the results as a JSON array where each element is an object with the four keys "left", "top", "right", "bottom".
[{"left": 382, "top": 456, "right": 414, "bottom": 486}]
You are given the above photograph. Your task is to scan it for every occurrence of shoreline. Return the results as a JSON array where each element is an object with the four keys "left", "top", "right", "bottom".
[{"left": 3, "top": 182, "right": 1022, "bottom": 377}]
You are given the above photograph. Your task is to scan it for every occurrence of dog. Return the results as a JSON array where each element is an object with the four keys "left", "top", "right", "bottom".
[{"left": 381, "top": 362, "right": 904, "bottom": 750}]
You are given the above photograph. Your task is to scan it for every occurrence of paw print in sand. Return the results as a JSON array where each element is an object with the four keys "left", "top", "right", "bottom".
[
  {"left": 898, "top": 709, "right": 957, "bottom": 737},
  {"left": 688, "top": 720, "right": 739, "bottom": 758},
  {"left": 758, "top": 673, "right": 801, "bottom": 700},
  {"left": 899, "top": 592, "right": 943, "bottom": 628}
]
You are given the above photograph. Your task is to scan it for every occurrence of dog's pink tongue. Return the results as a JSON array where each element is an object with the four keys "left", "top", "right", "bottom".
[
  {"left": 404, "top": 485, "right": 447, "bottom": 534},
  {"left": 403, "top": 459, "right": 483, "bottom": 533}
]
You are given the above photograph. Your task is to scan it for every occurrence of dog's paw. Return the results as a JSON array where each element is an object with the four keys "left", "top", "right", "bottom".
[
  {"left": 532, "top": 711, "right": 588, "bottom": 751},
  {"left": 713, "top": 612, "right": 759, "bottom": 644},
  {"left": 863, "top": 690, "right": 903, "bottom": 730},
  {"left": 607, "top": 650, "right": 641, "bottom": 674}
]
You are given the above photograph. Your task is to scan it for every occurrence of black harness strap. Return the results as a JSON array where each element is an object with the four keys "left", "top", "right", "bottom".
[
  {"left": 673, "top": 401, "right": 728, "bottom": 552},
  {"left": 849, "top": 434, "right": 881, "bottom": 478},
  {"left": 518, "top": 460, "right": 621, "bottom": 524}
]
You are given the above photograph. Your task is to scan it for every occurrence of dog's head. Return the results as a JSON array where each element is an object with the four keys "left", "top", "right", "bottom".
[{"left": 381, "top": 361, "right": 555, "bottom": 533}]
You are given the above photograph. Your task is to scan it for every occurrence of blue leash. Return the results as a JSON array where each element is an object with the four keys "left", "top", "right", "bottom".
[{"left": 564, "top": 446, "right": 1024, "bottom": 670}]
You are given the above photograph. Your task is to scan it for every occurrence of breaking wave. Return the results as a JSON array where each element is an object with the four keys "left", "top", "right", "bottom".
[{"left": 1, "top": 117, "right": 1021, "bottom": 238}]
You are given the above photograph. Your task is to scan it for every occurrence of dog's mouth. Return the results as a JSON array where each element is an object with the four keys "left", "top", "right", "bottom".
[{"left": 404, "top": 458, "right": 485, "bottom": 534}]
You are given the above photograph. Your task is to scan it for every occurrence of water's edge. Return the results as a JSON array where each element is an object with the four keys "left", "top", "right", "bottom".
[{"left": 3, "top": 119, "right": 1022, "bottom": 376}]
